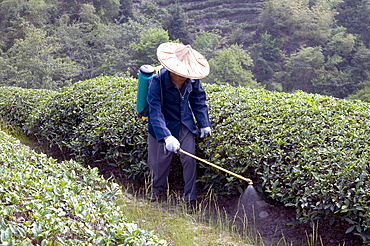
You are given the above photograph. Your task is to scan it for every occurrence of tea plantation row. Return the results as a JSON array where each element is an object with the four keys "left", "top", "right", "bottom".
[
  {"left": 1, "top": 76, "right": 370, "bottom": 243},
  {"left": 0, "top": 130, "right": 167, "bottom": 245}
]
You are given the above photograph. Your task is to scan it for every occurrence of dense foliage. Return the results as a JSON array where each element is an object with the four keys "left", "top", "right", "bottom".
[
  {"left": 203, "top": 85, "right": 370, "bottom": 242},
  {"left": 0, "top": 86, "right": 54, "bottom": 129},
  {"left": 253, "top": 0, "right": 370, "bottom": 99},
  {"left": 25, "top": 76, "right": 149, "bottom": 177},
  {"left": 0, "top": 130, "right": 167, "bottom": 245},
  {"left": 3, "top": 76, "right": 370, "bottom": 243},
  {"left": 1, "top": 0, "right": 370, "bottom": 99}
]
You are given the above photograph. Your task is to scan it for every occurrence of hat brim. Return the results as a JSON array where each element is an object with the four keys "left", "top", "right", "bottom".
[{"left": 157, "top": 43, "right": 210, "bottom": 79}]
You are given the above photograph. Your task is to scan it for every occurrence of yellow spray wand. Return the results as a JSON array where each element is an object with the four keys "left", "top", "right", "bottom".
[{"left": 179, "top": 149, "right": 253, "bottom": 185}]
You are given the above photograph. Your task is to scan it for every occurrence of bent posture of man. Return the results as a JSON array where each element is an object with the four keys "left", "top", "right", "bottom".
[{"left": 146, "top": 42, "right": 211, "bottom": 210}]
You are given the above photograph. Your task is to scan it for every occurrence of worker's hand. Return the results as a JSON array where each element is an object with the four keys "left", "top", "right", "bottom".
[
  {"left": 164, "top": 136, "right": 180, "bottom": 153},
  {"left": 200, "top": 127, "right": 211, "bottom": 138}
]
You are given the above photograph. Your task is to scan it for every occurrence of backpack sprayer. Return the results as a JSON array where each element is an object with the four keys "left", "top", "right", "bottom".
[
  {"left": 136, "top": 64, "right": 162, "bottom": 119},
  {"left": 136, "top": 65, "right": 155, "bottom": 119}
]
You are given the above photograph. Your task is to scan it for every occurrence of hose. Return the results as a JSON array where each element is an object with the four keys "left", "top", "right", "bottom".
[{"left": 179, "top": 149, "right": 253, "bottom": 185}]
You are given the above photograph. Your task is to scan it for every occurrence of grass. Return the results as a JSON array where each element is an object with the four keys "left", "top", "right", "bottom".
[
  {"left": 116, "top": 182, "right": 332, "bottom": 246},
  {"left": 118, "top": 183, "right": 261, "bottom": 246},
  {"left": 0, "top": 120, "right": 45, "bottom": 152}
]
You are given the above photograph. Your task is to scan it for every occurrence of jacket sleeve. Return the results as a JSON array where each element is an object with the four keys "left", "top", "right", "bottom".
[
  {"left": 147, "top": 75, "right": 172, "bottom": 141},
  {"left": 189, "top": 80, "right": 211, "bottom": 129}
]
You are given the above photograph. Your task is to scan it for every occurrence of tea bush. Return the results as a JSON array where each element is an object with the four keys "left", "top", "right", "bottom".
[
  {"left": 25, "top": 77, "right": 148, "bottom": 176},
  {"left": 0, "top": 130, "right": 167, "bottom": 245},
  {"left": 0, "top": 86, "right": 54, "bottom": 128},
  {"left": 69, "top": 90, "right": 148, "bottom": 178},
  {"left": 25, "top": 77, "right": 127, "bottom": 149},
  {"left": 25, "top": 76, "right": 150, "bottom": 178},
  {"left": 201, "top": 85, "right": 370, "bottom": 243}
]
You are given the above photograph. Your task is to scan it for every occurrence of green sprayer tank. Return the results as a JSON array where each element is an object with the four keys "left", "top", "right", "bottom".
[{"left": 136, "top": 65, "right": 155, "bottom": 119}]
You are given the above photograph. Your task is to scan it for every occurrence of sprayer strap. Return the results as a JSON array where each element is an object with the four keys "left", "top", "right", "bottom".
[{"left": 159, "top": 69, "right": 164, "bottom": 111}]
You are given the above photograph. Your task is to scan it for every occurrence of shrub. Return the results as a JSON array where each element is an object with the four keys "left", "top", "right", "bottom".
[
  {"left": 0, "top": 86, "right": 53, "bottom": 129},
  {"left": 69, "top": 99, "right": 149, "bottom": 179},
  {"left": 25, "top": 77, "right": 131, "bottom": 147},
  {"left": 25, "top": 76, "right": 149, "bottom": 178},
  {"left": 0, "top": 130, "right": 167, "bottom": 245},
  {"left": 200, "top": 85, "right": 370, "bottom": 242}
]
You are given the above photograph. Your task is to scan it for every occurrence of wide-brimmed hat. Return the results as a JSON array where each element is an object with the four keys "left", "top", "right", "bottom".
[{"left": 156, "top": 42, "right": 210, "bottom": 79}]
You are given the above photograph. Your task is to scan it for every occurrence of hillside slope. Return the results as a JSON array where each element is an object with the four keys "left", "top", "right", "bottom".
[{"left": 155, "top": 0, "right": 264, "bottom": 34}]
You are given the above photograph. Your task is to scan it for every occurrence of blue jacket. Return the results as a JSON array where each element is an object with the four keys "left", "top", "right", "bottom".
[{"left": 147, "top": 68, "right": 211, "bottom": 141}]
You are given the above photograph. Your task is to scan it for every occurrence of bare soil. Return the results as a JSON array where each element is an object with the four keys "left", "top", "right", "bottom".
[{"left": 216, "top": 192, "right": 363, "bottom": 246}]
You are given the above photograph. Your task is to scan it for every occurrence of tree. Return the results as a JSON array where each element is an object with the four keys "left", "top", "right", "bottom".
[
  {"left": 137, "top": 1, "right": 168, "bottom": 26},
  {"left": 79, "top": 3, "right": 101, "bottom": 24},
  {"left": 259, "top": 0, "right": 339, "bottom": 53},
  {"left": 249, "top": 32, "right": 284, "bottom": 90},
  {"left": 324, "top": 27, "right": 356, "bottom": 58},
  {"left": 166, "top": 3, "right": 191, "bottom": 44},
  {"left": 203, "top": 44, "right": 261, "bottom": 88},
  {"left": 282, "top": 43, "right": 355, "bottom": 98},
  {"left": 346, "top": 81, "right": 370, "bottom": 103},
  {"left": 130, "top": 28, "right": 173, "bottom": 71},
  {"left": 53, "top": 18, "right": 161, "bottom": 81},
  {"left": 351, "top": 45, "right": 370, "bottom": 85},
  {"left": 52, "top": 22, "right": 94, "bottom": 80},
  {"left": 118, "top": 0, "right": 134, "bottom": 23},
  {"left": 0, "top": 0, "right": 50, "bottom": 50},
  {"left": 192, "top": 31, "right": 226, "bottom": 60},
  {"left": 254, "top": 0, "right": 364, "bottom": 97},
  {"left": 0, "top": 0, "right": 52, "bottom": 26},
  {"left": 93, "top": 0, "right": 120, "bottom": 24},
  {"left": 282, "top": 46, "right": 326, "bottom": 93},
  {"left": 88, "top": 22, "right": 138, "bottom": 76},
  {"left": 0, "top": 24, "right": 78, "bottom": 89},
  {"left": 336, "top": 0, "right": 370, "bottom": 48}
]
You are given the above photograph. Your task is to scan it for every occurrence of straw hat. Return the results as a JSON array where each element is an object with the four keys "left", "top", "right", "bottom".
[{"left": 156, "top": 42, "right": 210, "bottom": 79}]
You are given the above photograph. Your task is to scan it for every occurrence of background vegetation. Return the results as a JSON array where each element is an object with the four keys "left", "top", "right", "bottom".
[{"left": 1, "top": 0, "right": 370, "bottom": 100}]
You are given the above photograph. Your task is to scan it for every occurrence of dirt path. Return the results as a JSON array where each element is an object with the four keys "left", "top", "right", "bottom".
[{"left": 216, "top": 190, "right": 363, "bottom": 246}]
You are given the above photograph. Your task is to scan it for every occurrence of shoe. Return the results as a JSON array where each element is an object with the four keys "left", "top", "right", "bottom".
[
  {"left": 184, "top": 200, "right": 197, "bottom": 213},
  {"left": 147, "top": 188, "right": 164, "bottom": 202}
]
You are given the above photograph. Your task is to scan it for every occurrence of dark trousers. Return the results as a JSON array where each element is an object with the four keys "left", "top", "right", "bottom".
[{"left": 148, "top": 125, "right": 197, "bottom": 201}]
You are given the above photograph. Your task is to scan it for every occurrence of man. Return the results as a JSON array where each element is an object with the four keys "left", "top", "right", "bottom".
[{"left": 146, "top": 42, "right": 211, "bottom": 208}]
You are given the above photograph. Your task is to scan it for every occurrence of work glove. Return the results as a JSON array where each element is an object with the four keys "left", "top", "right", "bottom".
[
  {"left": 165, "top": 136, "right": 180, "bottom": 153},
  {"left": 200, "top": 127, "right": 211, "bottom": 138}
]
